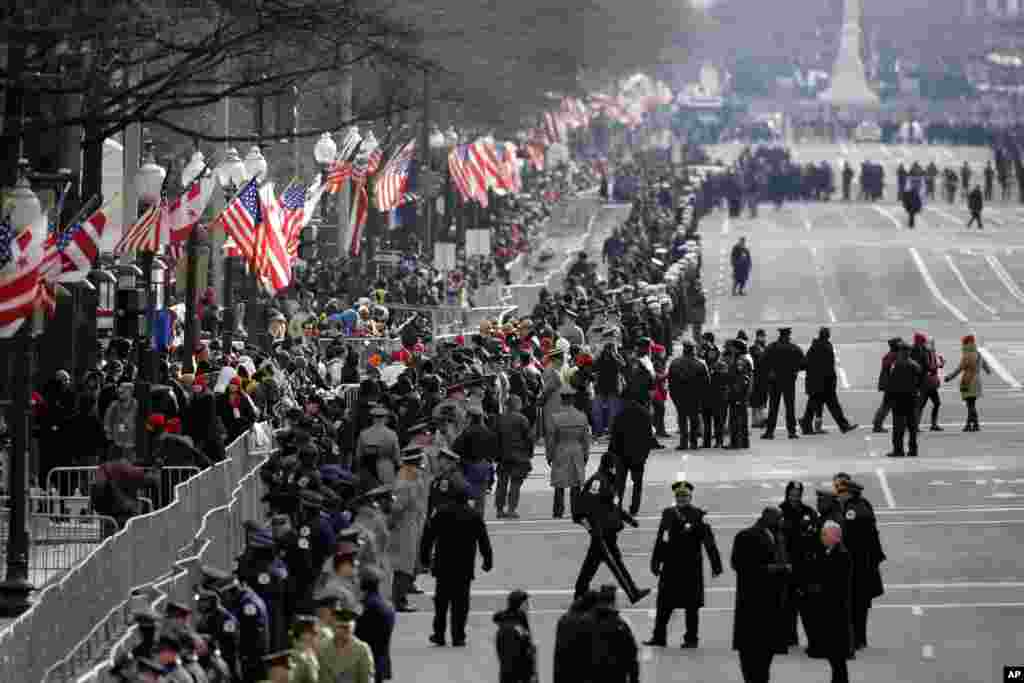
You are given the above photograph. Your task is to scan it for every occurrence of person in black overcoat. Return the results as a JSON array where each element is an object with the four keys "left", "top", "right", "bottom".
[
  {"left": 643, "top": 481, "right": 723, "bottom": 648},
  {"left": 610, "top": 389, "right": 654, "bottom": 516},
  {"left": 833, "top": 480, "right": 884, "bottom": 651},
  {"left": 553, "top": 590, "right": 599, "bottom": 683},
  {"left": 800, "top": 328, "right": 857, "bottom": 436},
  {"left": 805, "top": 520, "right": 854, "bottom": 683},
  {"left": 731, "top": 507, "right": 791, "bottom": 683},
  {"left": 778, "top": 480, "right": 821, "bottom": 651},
  {"left": 420, "top": 486, "right": 494, "bottom": 646}
]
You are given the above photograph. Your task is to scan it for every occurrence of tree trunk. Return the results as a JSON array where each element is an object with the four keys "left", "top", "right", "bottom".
[
  {"left": 1, "top": 43, "right": 26, "bottom": 188},
  {"left": 80, "top": 115, "right": 104, "bottom": 204}
]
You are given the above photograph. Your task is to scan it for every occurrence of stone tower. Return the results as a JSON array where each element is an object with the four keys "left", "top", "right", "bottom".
[{"left": 819, "top": 0, "right": 879, "bottom": 106}]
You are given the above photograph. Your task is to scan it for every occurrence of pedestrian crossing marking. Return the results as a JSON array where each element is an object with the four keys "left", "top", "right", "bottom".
[{"left": 928, "top": 481, "right": 953, "bottom": 486}]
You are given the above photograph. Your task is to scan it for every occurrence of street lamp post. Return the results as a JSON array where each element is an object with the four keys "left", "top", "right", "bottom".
[
  {"left": 216, "top": 148, "right": 249, "bottom": 354},
  {"left": 181, "top": 150, "right": 207, "bottom": 375},
  {"left": 0, "top": 160, "right": 43, "bottom": 616}
]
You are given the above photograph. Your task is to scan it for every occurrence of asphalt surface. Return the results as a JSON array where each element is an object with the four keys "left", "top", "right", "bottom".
[{"left": 391, "top": 143, "right": 1024, "bottom": 683}]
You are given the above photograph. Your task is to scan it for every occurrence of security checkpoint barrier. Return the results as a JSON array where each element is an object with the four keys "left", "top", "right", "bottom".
[
  {"left": 0, "top": 422, "right": 276, "bottom": 683},
  {"left": 0, "top": 508, "right": 118, "bottom": 589}
]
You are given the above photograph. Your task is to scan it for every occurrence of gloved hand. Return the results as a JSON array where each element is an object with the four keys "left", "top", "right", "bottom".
[{"left": 482, "top": 559, "right": 493, "bottom": 573}]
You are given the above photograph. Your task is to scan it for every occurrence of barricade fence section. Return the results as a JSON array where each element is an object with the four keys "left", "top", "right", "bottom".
[
  {"left": 59, "top": 453, "right": 269, "bottom": 683},
  {"left": 0, "top": 422, "right": 276, "bottom": 683},
  {"left": 47, "top": 466, "right": 201, "bottom": 510},
  {"left": 0, "top": 510, "right": 116, "bottom": 589}
]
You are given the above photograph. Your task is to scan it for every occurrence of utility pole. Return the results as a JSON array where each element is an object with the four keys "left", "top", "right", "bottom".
[{"left": 338, "top": 44, "right": 354, "bottom": 261}]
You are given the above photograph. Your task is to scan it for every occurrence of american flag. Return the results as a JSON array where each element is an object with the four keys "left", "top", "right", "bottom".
[
  {"left": 0, "top": 215, "right": 45, "bottom": 338},
  {"left": 278, "top": 183, "right": 307, "bottom": 258},
  {"left": 352, "top": 139, "right": 383, "bottom": 183},
  {"left": 373, "top": 139, "right": 416, "bottom": 212},
  {"left": 491, "top": 142, "right": 518, "bottom": 193},
  {"left": 348, "top": 183, "right": 369, "bottom": 256},
  {"left": 114, "top": 203, "right": 163, "bottom": 255},
  {"left": 217, "top": 177, "right": 261, "bottom": 262},
  {"left": 255, "top": 182, "right": 291, "bottom": 295},
  {"left": 470, "top": 139, "right": 504, "bottom": 192},
  {"left": 326, "top": 128, "right": 363, "bottom": 194},
  {"left": 448, "top": 144, "right": 488, "bottom": 207},
  {"left": 525, "top": 142, "right": 545, "bottom": 171},
  {"left": 40, "top": 207, "right": 109, "bottom": 284}
]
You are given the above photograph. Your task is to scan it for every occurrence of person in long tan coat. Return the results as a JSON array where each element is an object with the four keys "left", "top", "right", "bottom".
[
  {"left": 548, "top": 387, "right": 591, "bottom": 519},
  {"left": 944, "top": 334, "right": 991, "bottom": 432},
  {"left": 390, "top": 450, "right": 429, "bottom": 612},
  {"left": 540, "top": 344, "right": 568, "bottom": 452}
]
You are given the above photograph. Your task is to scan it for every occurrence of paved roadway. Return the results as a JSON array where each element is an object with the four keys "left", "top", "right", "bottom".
[{"left": 392, "top": 145, "right": 1024, "bottom": 683}]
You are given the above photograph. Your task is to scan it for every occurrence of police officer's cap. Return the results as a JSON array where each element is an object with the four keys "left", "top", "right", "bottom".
[
  {"left": 354, "top": 485, "right": 394, "bottom": 506},
  {"left": 319, "top": 464, "right": 354, "bottom": 486},
  {"left": 672, "top": 480, "right": 694, "bottom": 493},
  {"left": 270, "top": 513, "right": 291, "bottom": 528},
  {"left": 400, "top": 447, "right": 424, "bottom": 464},
  {"left": 438, "top": 448, "right": 461, "bottom": 462},
  {"left": 406, "top": 421, "right": 433, "bottom": 436},
  {"left": 164, "top": 601, "right": 193, "bottom": 618},
  {"left": 370, "top": 405, "right": 390, "bottom": 418},
  {"left": 778, "top": 327, "right": 792, "bottom": 335},
  {"left": 248, "top": 529, "right": 277, "bottom": 550},
  {"left": 135, "top": 657, "right": 165, "bottom": 674},
  {"left": 335, "top": 527, "right": 362, "bottom": 545},
  {"left": 293, "top": 614, "right": 319, "bottom": 627},
  {"left": 200, "top": 565, "right": 233, "bottom": 588},
  {"left": 262, "top": 650, "right": 294, "bottom": 669},
  {"left": 844, "top": 480, "right": 864, "bottom": 493},
  {"left": 132, "top": 604, "right": 161, "bottom": 624},
  {"left": 335, "top": 541, "right": 359, "bottom": 559}
]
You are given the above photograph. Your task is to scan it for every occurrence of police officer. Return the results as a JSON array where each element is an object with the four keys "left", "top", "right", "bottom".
[
  {"left": 256, "top": 649, "right": 293, "bottom": 683},
  {"left": 356, "top": 405, "right": 401, "bottom": 489},
  {"left": 220, "top": 575, "right": 270, "bottom": 681},
  {"left": 572, "top": 451, "right": 651, "bottom": 604},
  {"left": 238, "top": 524, "right": 293, "bottom": 651},
  {"left": 195, "top": 585, "right": 240, "bottom": 680},
  {"left": 427, "top": 448, "right": 468, "bottom": 519},
  {"left": 644, "top": 481, "right": 722, "bottom": 649},
  {"left": 668, "top": 340, "right": 709, "bottom": 451},
  {"left": 777, "top": 481, "right": 821, "bottom": 653},
  {"left": 419, "top": 484, "right": 494, "bottom": 647},
  {"left": 761, "top": 327, "right": 806, "bottom": 440}
]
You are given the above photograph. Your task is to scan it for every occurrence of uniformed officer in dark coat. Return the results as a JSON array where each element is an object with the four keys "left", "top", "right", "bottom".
[
  {"left": 805, "top": 520, "right": 854, "bottom": 681},
  {"left": 420, "top": 484, "right": 494, "bottom": 647},
  {"left": 238, "top": 524, "right": 293, "bottom": 652},
  {"left": 731, "top": 507, "right": 791, "bottom": 683},
  {"left": 217, "top": 575, "right": 270, "bottom": 681},
  {"left": 777, "top": 481, "right": 820, "bottom": 651},
  {"left": 644, "top": 481, "right": 723, "bottom": 648},
  {"left": 427, "top": 448, "right": 468, "bottom": 519},
  {"left": 761, "top": 327, "right": 806, "bottom": 440},
  {"left": 196, "top": 568, "right": 242, "bottom": 678},
  {"left": 572, "top": 451, "right": 651, "bottom": 604}
]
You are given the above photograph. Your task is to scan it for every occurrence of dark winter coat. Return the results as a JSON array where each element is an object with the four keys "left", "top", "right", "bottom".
[
  {"left": 731, "top": 524, "right": 790, "bottom": 652},
  {"left": 553, "top": 600, "right": 595, "bottom": 683},
  {"left": 762, "top": 339, "right": 806, "bottom": 383},
  {"left": 804, "top": 337, "right": 838, "bottom": 396},
  {"left": 805, "top": 545, "right": 854, "bottom": 659},
  {"left": 587, "top": 605, "right": 639, "bottom": 683},
  {"left": 838, "top": 497, "right": 885, "bottom": 606},
  {"left": 778, "top": 501, "right": 820, "bottom": 582},
  {"left": 419, "top": 501, "right": 493, "bottom": 582},
  {"left": 609, "top": 399, "right": 652, "bottom": 467},
  {"left": 731, "top": 244, "right": 752, "bottom": 282},
  {"left": 493, "top": 410, "right": 535, "bottom": 478},
  {"left": 355, "top": 590, "right": 396, "bottom": 680},
  {"left": 668, "top": 356, "right": 709, "bottom": 407},
  {"left": 651, "top": 505, "right": 723, "bottom": 608},
  {"left": 493, "top": 609, "right": 537, "bottom": 683}
]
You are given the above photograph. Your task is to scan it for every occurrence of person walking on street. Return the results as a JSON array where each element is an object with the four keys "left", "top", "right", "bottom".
[
  {"left": 872, "top": 338, "right": 902, "bottom": 433},
  {"left": 644, "top": 481, "right": 723, "bottom": 649},
  {"left": 800, "top": 327, "right": 858, "bottom": 436},
  {"left": 548, "top": 387, "right": 590, "bottom": 518},
  {"left": 944, "top": 334, "right": 991, "bottom": 432},
  {"left": 731, "top": 237, "right": 752, "bottom": 296},
  {"left": 587, "top": 585, "right": 641, "bottom": 683},
  {"left": 573, "top": 451, "right": 651, "bottom": 604},
  {"left": 493, "top": 396, "right": 534, "bottom": 519},
  {"left": 885, "top": 342, "right": 923, "bottom": 458},
  {"left": 420, "top": 485, "right": 494, "bottom": 647},
  {"left": 761, "top": 327, "right": 806, "bottom": 440},
  {"left": 967, "top": 185, "right": 984, "bottom": 229},
  {"left": 610, "top": 388, "right": 654, "bottom": 517},
  {"left": 669, "top": 340, "right": 709, "bottom": 450},
  {"left": 778, "top": 481, "right": 820, "bottom": 653},
  {"left": 806, "top": 521, "right": 854, "bottom": 682},
  {"left": 732, "top": 508, "right": 791, "bottom": 683},
  {"left": 493, "top": 590, "right": 537, "bottom": 683},
  {"left": 911, "top": 334, "right": 944, "bottom": 431}
]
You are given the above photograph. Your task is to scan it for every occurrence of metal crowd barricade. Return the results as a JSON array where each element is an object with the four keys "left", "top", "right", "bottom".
[
  {"left": 0, "top": 423, "right": 276, "bottom": 683},
  {"left": 56, "top": 451, "right": 270, "bottom": 683},
  {"left": 47, "top": 465, "right": 201, "bottom": 510},
  {"left": 0, "top": 510, "right": 117, "bottom": 589}
]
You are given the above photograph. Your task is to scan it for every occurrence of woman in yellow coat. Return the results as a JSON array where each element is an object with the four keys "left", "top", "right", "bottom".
[{"left": 944, "top": 334, "right": 992, "bottom": 432}]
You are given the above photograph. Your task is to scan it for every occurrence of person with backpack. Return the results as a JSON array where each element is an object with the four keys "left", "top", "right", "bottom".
[{"left": 911, "top": 333, "right": 944, "bottom": 431}]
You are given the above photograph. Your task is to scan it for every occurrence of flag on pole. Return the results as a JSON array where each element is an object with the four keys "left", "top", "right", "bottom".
[
  {"left": 278, "top": 183, "right": 307, "bottom": 259},
  {"left": 165, "top": 175, "right": 217, "bottom": 245},
  {"left": 373, "top": 139, "right": 416, "bottom": 211},
  {"left": 326, "top": 128, "right": 363, "bottom": 194},
  {"left": 348, "top": 183, "right": 369, "bottom": 257},
  {"left": 0, "top": 214, "right": 45, "bottom": 338},
  {"left": 255, "top": 182, "right": 291, "bottom": 294},
  {"left": 114, "top": 203, "right": 163, "bottom": 255},
  {"left": 448, "top": 144, "right": 489, "bottom": 207},
  {"left": 216, "top": 177, "right": 262, "bottom": 262},
  {"left": 41, "top": 205, "right": 111, "bottom": 283}
]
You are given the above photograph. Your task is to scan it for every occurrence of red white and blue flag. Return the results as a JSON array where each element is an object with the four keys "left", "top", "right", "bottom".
[
  {"left": 374, "top": 139, "right": 416, "bottom": 211},
  {"left": 40, "top": 206, "right": 110, "bottom": 284},
  {"left": 448, "top": 144, "right": 488, "bottom": 207},
  {"left": 217, "top": 177, "right": 262, "bottom": 262},
  {"left": 0, "top": 214, "right": 45, "bottom": 338}
]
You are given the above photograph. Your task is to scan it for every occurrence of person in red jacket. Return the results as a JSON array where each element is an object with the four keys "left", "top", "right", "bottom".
[
  {"left": 872, "top": 338, "right": 903, "bottom": 433},
  {"left": 651, "top": 344, "right": 670, "bottom": 438}
]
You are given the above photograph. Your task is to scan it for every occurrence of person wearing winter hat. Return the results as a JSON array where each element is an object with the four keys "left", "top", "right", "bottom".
[
  {"left": 944, "top": 334, "right": 992, "bottom": 432},
  {"left": 494, "top": 589, "right": 537, "bottom": 683}
]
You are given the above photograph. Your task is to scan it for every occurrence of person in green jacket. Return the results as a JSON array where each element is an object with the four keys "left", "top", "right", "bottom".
[{"left": 317, "top": 603, "right": 374, "bottom": 683}]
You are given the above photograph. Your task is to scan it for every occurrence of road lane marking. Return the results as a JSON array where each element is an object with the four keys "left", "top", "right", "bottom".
[
  {"left": 911, "top": 605, "right": 924, "bottom": 616},
  {"left": 977, "top": 346, "right": 1023, "bottom": 390},
  {"left": 721, "top": 213, "right": 730, "bottom": 235},
  {"left": 874, "top": 205, "right": 903, "bottom": 228},
  {"left": 908, "top": 247, "right": 969, "bottom": 322},
  {"left": 489, "top": 518, "right": 1024, "bottom": 536},
  {"left": 875, "top": 468, "right": 897, "bottom": 508},
  {"left": 943, "top": 252, "right": 999, "bottom": 317},
  {"left": 922, "top": 644, "right": 935, "bottom": 660},
  {"left": 985, "top": 253, "right": 1024, "bottom": 304}
]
